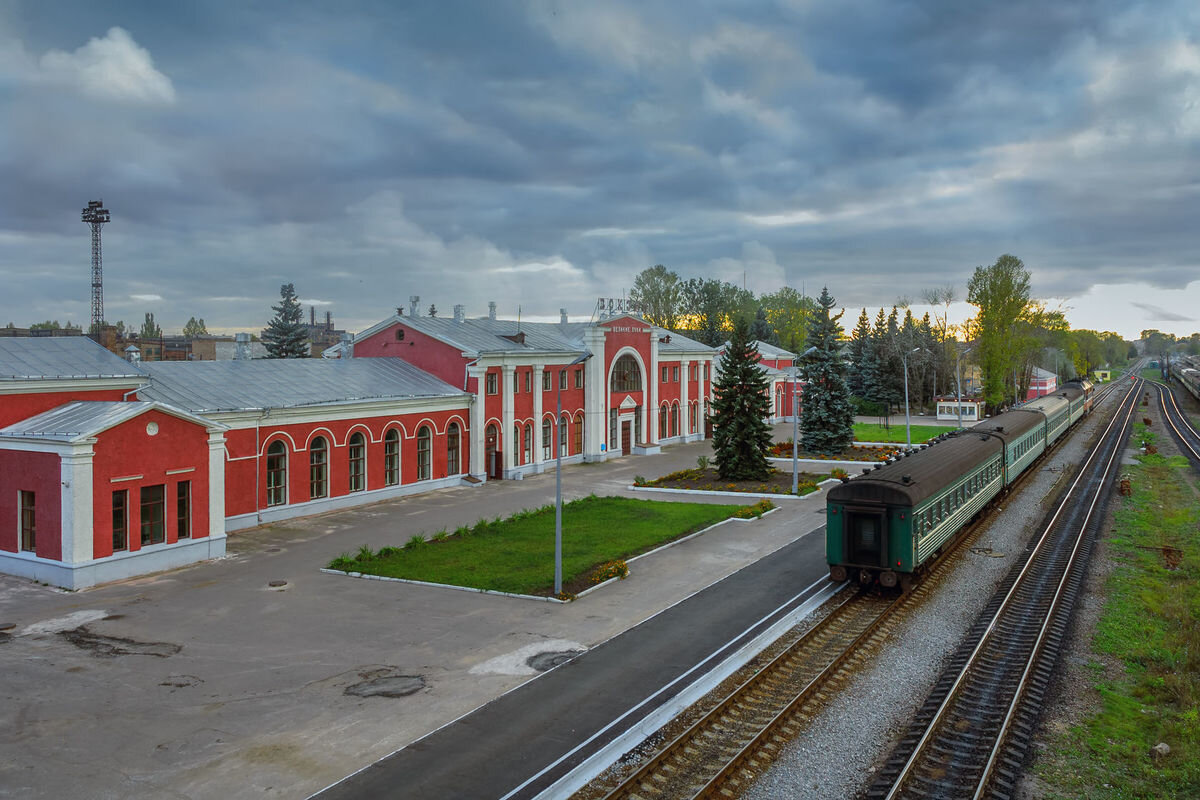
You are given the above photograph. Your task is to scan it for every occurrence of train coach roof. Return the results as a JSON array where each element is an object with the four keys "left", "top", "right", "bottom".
[
  {"left": 826, "top": 431, "right": 1003, "bottom": 507},
  {"left": 973, "top": 407, "right": 1045, "bottom": 441},
  {"left": 1022, "top": 394, "right": 1071, "bottom": 416}
]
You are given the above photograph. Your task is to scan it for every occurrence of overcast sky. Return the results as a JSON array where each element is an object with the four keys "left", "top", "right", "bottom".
[{"left": 2, "top": 1, "right": 1199, "bottom": 340}]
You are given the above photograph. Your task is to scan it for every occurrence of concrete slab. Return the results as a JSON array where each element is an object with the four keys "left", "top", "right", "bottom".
[{"left": 0, "top": 428, "right": 832, "bottom": 799}]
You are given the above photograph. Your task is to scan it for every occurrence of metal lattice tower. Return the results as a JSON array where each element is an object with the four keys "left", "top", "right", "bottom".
[{"left": 81, "top": 200, "right": 110, "bottom": 335}]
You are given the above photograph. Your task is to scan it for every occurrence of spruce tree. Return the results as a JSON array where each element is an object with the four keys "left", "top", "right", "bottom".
[
  {"left": 711, "top": 317, "right": 772, "bottom": 481},
  {"left": 801, "top": 287, "right": 854, "bottom": 455},
  {"left": 263, "top": 283, "right": 309, "bottom": 358},
  {"left": 847, "top": 309, "right": 871, "bottom": 398}
]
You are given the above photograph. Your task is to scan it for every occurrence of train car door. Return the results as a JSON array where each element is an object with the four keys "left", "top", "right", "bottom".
[{"left": 845, "top": 507, "right": 887, "bottom": 567}]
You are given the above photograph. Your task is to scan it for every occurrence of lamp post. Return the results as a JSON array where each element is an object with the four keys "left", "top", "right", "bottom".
[
  {"left": 555, "top": 352, "right": 592, "bottom": 596},
  {"left": 792, "top": 346, "right": 818, "bottom": 495},
  {"left": 903, "top": 347, "right": 926, "bottom": 450},
  {"left": 955, "top": 345, "right": 974, "bottom": 429}
]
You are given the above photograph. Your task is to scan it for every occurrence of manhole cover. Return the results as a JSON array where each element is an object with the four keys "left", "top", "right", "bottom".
[
  {"left": 345, "top": 674, "right": 425, "bottom": 698},
  {"left": 526, "top": 650, "right": 584, "bottom": 672}
]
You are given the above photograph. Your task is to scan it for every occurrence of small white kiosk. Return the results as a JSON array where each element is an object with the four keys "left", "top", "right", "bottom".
[{"left": 935, "top": 396, "right": 985, "bottom": 424}]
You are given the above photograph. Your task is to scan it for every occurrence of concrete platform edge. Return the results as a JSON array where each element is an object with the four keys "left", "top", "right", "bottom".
[{"left": 530, "top": 579, "right": 846, "bottom": 800}]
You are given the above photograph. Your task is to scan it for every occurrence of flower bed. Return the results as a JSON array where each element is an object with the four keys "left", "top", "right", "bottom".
[
  {"left": 768, "top": 439, "right": 901, "bottom": 461},
  {"left": 635, "top": 467, "right": 823, "bottom": 495}
]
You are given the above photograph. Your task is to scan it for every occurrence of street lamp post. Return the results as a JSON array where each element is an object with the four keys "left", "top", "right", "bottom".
[
  {"left": 792, "top": 346, "right": 818, "bottom": 495},
  {"left": 555, "top": 352, "right": 592, "bottom": 596},
  {"left": 955, "top": 345, "right": 974, "bottom": 429},
  {"left": 903, "top": 347, "right": 925, "bottom": 450}
]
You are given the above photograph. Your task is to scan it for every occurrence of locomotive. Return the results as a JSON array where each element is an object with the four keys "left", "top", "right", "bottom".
[{"left": 825, "top": 378, "right": 1095, "bottom": 590}]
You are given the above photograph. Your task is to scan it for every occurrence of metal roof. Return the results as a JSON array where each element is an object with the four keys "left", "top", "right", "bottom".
[
  {"left": 349, "top": 313, "right": 715, "bottom": 358},
  {"left": 0, "top": 337, "right": 145, "bottom": 381},
  {"left": 0, "top": 401, "right": 218, "bottom": 442},
  {"left": 137, "top": 358, "right": 467, "bottom": 412}
]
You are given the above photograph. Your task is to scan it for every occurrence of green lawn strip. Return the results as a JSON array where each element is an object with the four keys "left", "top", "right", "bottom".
[
  {"left": 852, "top": 422, "right": 946, "bottom": 443},
  {"left": 1036, "top": 452, "right": 1200, "bottom": 798},
  {"left": 1140, "top": 367, "right": 1163, "bottom": 382},
  {"left": 328, "top": 495, "right": 751, "bottom": 596}
]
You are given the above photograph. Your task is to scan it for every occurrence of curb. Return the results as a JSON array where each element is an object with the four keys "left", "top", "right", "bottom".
[{"left": 627, "top": 485, "right": 820, "bottom": 500}]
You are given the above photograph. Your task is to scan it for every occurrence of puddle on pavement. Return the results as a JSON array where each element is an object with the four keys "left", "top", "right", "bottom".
[
  {"left": 344, "top": 671, "right": 426, "bottom": 698},
  {"left": 58, "top": 626, "right": 181, "bottom": 658},
  {"left": 526, "top": 650, "right": 585, "bottom": 672}
]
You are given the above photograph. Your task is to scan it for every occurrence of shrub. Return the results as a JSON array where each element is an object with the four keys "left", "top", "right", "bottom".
[
  {"left": 355, "top": 544, "right": 374, "bottom": 562},
  {"left": 377, "top": 546, "right": 402, "bottom": 558},
  {"left": 830, "top": 467, "right": 849, "bottom": 480},
  {"left": 329, "top": 553, "right": 356, "bottom": 572},
  {"left": 633, "top": 475, "right": 648, "bottom": 486},
  {"left": 454, "top": 525, "right": 471, "bottom": 538},
  {"left": 697, "top": 455, "right": 710, "bottom": 470},
  {"left": 851, "top": 396, "right": 887, "bottom": 416},
  {"left": 405, "top": 534, "right": 426, "bottom": 549},
  {"left": 432, "top": 530, "right": 450, "bottom": 542},
  {"left": 591, "top": 560, "right": 629, "bottom": 583}
]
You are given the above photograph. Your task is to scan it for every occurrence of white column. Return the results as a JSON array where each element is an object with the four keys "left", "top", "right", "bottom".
[
  {"left": 680, "top": 358, "right": 691, "bottom": 438},
  {"left": 208, "top": 431, "right": 227, "bottom": 536},
  {"left": 468, "top": 365, "right": 486, "bottom": 477},
  {"left": 584, "top": 328, "right": 606, "bottom": 458},
  {"left": 648, "top": 338, "right": 660, "bottom": 444},
  {"left": 502, "top": 364, "right": 516, "bottom": 472},
  {"left": 59, "top": 443, "right": 96, "bottom": 565},
  {"left": 532, "top": 362, "right": 545, "bottom": 465}
]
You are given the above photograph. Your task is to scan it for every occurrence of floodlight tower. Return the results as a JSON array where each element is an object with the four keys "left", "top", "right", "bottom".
[{"left": 81, "top": 199, "right": 111, "bottom": 335}]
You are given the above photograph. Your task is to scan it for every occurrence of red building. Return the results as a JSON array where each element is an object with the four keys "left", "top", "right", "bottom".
[
  {"left": 0, "top": 339, "right": 225, "bottom": 589},
  {"left": 714, "top": 340, "right": 803, "bottom": 423},
  {"left": 1025, "top": 366, "right": 1058, "bottom": 400},
  {"left": 341, "top": 302, "right": 716, "bottom": 479}
]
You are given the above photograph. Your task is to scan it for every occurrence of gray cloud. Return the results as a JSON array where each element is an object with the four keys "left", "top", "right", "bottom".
[{"left": 2, "top": 1, "right": 1200, "bottom": 338}]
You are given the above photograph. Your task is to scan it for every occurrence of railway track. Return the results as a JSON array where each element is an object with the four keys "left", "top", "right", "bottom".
[
  {"left": 864, "top": 378, "right": 1141, "bottom": 800},
  {"left": 590, "top": 383, "right": 1120, "bottom": 800},
  {"left": 1147, "top": 380, "right": 1200, "bottom": 468}
]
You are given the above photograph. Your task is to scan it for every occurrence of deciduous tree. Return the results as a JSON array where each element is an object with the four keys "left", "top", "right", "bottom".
[
  {"left": 629, "top": 264, "right": 683, "bottom": 330},
  {"left": 966, "top": 254, "right": 1032, "bottom": 410}
]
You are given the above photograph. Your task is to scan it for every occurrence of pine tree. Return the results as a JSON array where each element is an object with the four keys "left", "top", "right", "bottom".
[
  {"left": 264, "top": 283, "right": 309, "bottom": 358},
  {"left": 801, "top": 287, "right": 854, "bottom": 455},
  {"left": 847, "top": 309, "right": 871, "bottom": 398},
  {"left": 748, "top": 306, "right": 778, "bottom": 346},
  {"left": 711, "top": 317, "right": 772, "bottom": 481}
]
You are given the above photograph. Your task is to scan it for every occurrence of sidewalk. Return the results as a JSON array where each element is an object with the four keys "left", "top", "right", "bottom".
[{"left": 0, "top": 431, "right": 831, "bottom": 800}]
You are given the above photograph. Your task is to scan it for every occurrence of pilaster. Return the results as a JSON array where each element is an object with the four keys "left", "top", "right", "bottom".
[
  {"left": 468, "top": 365, "right": 486, "bottom": 477},
  {"left": 59, "top": 443, "right": 96, "bottom": 565},
  {"left": 502, "top": 365, "right": 516, "bottom": 471},
  {"left": 208, "top": 431, "right": 227, "bottom": 536}
]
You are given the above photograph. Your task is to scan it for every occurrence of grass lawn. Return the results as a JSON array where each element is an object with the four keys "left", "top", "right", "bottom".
[
  {"left": 328, "top": 495, "right": 760, "bottom": 597},
  {"left": 852, "top": 422, "right": 947, "bottom": 443},
  {"left": 1140, "top": 367, "right": 1164, "bottom": 382},
  {"left": 1036, "top": 433, "right": 1200, "bottom": 798}
]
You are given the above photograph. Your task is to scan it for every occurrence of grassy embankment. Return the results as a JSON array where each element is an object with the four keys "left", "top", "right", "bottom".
[
  {"left": 852, "top": 422, "right": 947, "bottom": 444},
  {"left": 1037, "top": 423, "right": 1200, "bottom": 798},
  {"left": 327, "top": 495, "right": 766, "bottom": 597}
]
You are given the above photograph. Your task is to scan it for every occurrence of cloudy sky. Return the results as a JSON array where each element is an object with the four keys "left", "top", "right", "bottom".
[{"left": 2, "top": 0, "right": 1199, "bottom": 340}]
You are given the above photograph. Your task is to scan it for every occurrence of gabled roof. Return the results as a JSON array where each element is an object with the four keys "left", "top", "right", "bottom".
[
  {"left": 347, "top": 313, "right": 715, "bottom": 358},
  {"left": 749, "top": 340, "right": 796, "bottom": 360},
  {"left": 0, "top": 401, "right": 221, "bottom": 443},
  {"left": 137, "top": 358, "right": 466, "bottom": 413},
  {"left": 0, "top": 337, "right": 145, "bottom": 381}
]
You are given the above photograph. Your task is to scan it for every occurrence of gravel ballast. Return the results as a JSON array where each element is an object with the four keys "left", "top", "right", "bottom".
[{"left": 742, "top": 394, "right": 1124, "bottom": 800}]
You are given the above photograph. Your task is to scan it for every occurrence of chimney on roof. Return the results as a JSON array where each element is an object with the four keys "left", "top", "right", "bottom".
[
  {"left": 488, "top": 301, "right": 497, "bottom": 320},
  {"left": 560, "top": 308, "right": 568, "bottom": 324},
  {"left": 310, "top": 306, "right": 315, "bottom": 326},
  {"left": 340, "top": 331, "right": 354, "bottom": 359},
  {"left": 409, "top": 295, "right": 420, "bottom": 317},
  {"left": 235, "top": 332, "right": 250, "bottom": 361},
  {"left": 454, "top": 304, "right": 465, "bottom": 323},
  {"left": 124, "top": 344, "right": 141, "bottom": 363}
]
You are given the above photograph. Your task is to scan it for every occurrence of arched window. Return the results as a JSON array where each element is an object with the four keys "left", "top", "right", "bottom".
[
  {"left": 266, "top": 440, "right": 287, "bottom": 506},
  {"left": 574, "top": 412, "right": 584, "bottom": 454},
  {"left": 348, "top": 432, "right": 366, "bottom": 492},
  {"left": 384, "top": 429, "right": 400, "bottom": 486},
  {"left": 523, "top": 423, "right": 533, "bottom": 465},
  {"left": 670, "top": 403, "right": 679, "bottom": 437},
  {"left": 542, "top": 418, "right": 552, "bottom": 461},
  {"left": 659, "top": 405, "right": 668, "bottom": 438},
  {"left": 309, "top": 436, "right": 328, "bottom": 499},
  {"left": 513, "top": 423, "right": 521, "bottom": 465},
  {"left": 689, "top": 402, "right": 697, "bottom": 434},
  {"left": 447, "top": 423, "right": 461, "bottom": 475},
  {"left": 417, "top": 426, "right": 432, "bottom": 480},
  {"left": 610, "top": 354, "right": 642, "bottom": 392},
  {"left": 560, "top": 413, "right": 569, "bottom": 456}
]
